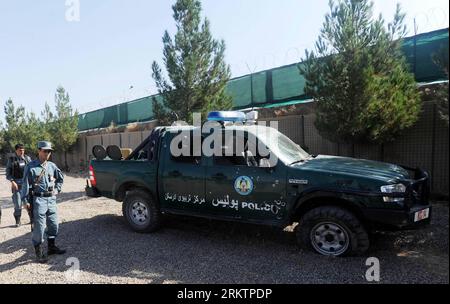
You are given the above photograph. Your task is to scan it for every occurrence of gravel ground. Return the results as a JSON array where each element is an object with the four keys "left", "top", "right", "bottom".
[{"left": 0, "top": 166, "right": 448, "bottom": 284}]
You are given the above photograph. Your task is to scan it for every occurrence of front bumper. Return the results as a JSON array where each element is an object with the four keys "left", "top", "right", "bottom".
[
  {"left": 364, "top": 167, "right": 432, "bottom": 230},
  {"left": 363, "top": 204, "right": 432, "bottom": 230}
]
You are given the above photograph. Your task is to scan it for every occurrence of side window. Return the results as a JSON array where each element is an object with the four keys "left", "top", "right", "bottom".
[
  {"left": 170, "top": 132, "right": 202, "bottom": 165},
  {"left": 213, "top": 133, "right": 249, "bottom": 167},
  {"left": 213, "top": 133, "right": 273, "bottom": 168}
]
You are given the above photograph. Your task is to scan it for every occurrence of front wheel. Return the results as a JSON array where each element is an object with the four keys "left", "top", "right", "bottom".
[
  {"left": 122, "top": 189, "right": 162, "bottom": 233},
  {"left": 296, "top": 206, "right": 370, "bottom": 256}
]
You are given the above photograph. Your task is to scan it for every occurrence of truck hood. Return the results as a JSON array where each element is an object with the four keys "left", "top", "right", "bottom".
[{"left": 293, "top": 155, "right": 410, "bottom": 182}]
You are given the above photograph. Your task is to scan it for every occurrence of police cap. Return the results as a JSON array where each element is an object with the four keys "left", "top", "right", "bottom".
[{"left": 37, "top": 141, "right": 54, "bottom": 151}]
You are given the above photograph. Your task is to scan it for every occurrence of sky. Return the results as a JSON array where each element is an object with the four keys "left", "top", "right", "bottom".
[{"left": 0, "top": 0, "right": 448, "bottom": 122}]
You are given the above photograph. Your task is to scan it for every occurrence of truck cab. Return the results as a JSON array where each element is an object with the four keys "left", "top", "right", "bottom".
[{"left": 86, "top": 111, "right": 431, "bottom": 256}]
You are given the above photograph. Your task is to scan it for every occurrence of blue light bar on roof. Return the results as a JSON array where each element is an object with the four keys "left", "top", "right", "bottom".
[{"left": 207, "top": 111, "right": 246, "bottom": 122}]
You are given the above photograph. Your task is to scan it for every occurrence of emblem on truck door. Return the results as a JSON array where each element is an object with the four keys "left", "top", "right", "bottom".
[{"left": 234, "top": 176, "right": 253, "bottom": 196}]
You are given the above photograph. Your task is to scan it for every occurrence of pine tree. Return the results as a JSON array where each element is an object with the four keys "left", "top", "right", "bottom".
[
  {"left": 152, "top": 0, "right": 232, "bottom": 125},
  {"left": 50, "top": 86, "right": 79, "bottom": 171},
  {"left": 41, "top": 101, "right": 54, "bottom": 142},
  {"left": 23, "top": 112, "right": 45, "bottom": 155},
  {"left": 2, "top": 98, "right": 27, "bottom": 152},
  {"left": 432, "top": 45, "right": 449, "bottom": 125},
  {"left": 1, "top": 98, "right": 49, "bottom": 156},
  {"left": 300, "top": 0, "right": 420, "bottom": 144},
  {"left": 0, "top": 121, "right": 5, "bottom": 154}
]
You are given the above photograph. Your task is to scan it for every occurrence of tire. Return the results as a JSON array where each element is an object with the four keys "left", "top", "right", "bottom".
[
  {"left": 296, "top": 206, "right": 369, "bottom": 256},
  {"left": 122, "top": 189, "right": 162, "bottom": 233}
]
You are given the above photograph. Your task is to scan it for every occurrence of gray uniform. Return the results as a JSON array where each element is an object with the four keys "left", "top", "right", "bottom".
[
  {"left": 6, "top": 154, "right": 32, "bottom": 218},
  {"left": 20, "top": 160, "right": 64, "bottom": 246}
]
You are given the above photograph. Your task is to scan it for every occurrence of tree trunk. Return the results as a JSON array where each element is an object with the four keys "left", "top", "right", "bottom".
[{"left": 64, "top": 151, "right": 69, "bottom": 172}]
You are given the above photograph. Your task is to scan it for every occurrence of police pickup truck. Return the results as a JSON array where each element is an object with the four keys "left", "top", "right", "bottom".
[{"left": 86, "top": 111, "right": 431, "bottom": 256}]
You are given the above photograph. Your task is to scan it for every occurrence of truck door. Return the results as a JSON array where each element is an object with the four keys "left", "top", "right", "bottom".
[
  {"left": 205, "top": 131, "right": 287, "bottom": 224},
  {"left": 159, "top": 131, "right": 206, "bottom": 214}
]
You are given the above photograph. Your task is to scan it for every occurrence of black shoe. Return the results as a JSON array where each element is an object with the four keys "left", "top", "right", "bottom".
[
  {"left": 47, "top": 238, "right": 66, "bottom": 255},
  {"left": 34, "top": 245, "right": 48, "bottom": 264},
  {"left": 14, "top": 216, "right": 21, "bottom": 227}
]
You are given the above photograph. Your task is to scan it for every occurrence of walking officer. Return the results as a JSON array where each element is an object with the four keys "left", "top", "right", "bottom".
[
  {"left": 21, "top": 141, "right": 66, "bottom": 263},
  {"left": 4, "top": 144, "right": 32, "bottom": 227}
]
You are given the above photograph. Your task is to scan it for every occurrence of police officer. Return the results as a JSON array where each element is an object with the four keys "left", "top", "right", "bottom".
[
  {"left": 5, "top": 144, "right": 32, "bottom": 227},
  {"left": 21, "top": 141, "right": 66, "bottom": 263}
]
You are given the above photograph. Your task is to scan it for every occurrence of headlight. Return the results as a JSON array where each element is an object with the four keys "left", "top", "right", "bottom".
[{"left": 380, "top": 184, "right": 407, "bottom": 203}]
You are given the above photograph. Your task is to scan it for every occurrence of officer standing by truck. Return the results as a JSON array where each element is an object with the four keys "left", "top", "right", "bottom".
[
  {"left": 21, "top": 141, "right": 66, "bottom": 263},
  {"left": 3, "top": 144, "right": 32, "bottom": 227}
]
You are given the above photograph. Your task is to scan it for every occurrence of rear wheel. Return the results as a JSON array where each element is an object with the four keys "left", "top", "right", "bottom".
[
  {"left": 122, "top": 189, "right": 162, "bottom": 233},
  {"left": 296, "top": 206, "right": 369, "bottom": 256}
]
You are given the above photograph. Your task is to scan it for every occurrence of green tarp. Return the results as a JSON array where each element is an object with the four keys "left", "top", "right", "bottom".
[{"left": 79, "top": 28, "right": 449, "bottom": 131}]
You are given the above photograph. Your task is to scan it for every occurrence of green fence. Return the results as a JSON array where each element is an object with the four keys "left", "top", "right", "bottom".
[{"left": 78, "top": 28, "right": 449, "bottom": 131}]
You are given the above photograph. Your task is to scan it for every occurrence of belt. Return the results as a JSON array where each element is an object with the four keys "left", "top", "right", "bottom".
[{"left": 32, "top": 191, "right": 54, "bottom": 197}]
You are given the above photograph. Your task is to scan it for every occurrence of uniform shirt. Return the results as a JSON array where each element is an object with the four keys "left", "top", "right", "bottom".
[
  {"left": 6, "top": 154, "right": 32, "bottom": 183},
  {"left": 20, "top": 160, "right": 64, "bottom": 200}
]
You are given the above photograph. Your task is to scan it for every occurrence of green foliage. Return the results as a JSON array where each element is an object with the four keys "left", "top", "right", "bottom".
[
  {"left": 22, "top": 112, "right": 46, "bottom": 156},
  {"left": 40, "top": 101, "right": 54, "bottom": 140},
  {"left": 2, "top": 98, "right": 28, "bottom": 152},
  {"left": 1, "top": 86, "right": 78, "bottom": 164},
  {"left": 432, "top": 45, "right": 449, "bottom": 125},
  {"left": 0, "top": 122, "right": 4, "bottom": 149},
  {"left": 152, "top": 0, "right": 232, "bottom": 125},
  {"left": 300, "top": 0, "right": 421, "bottom": 144},
  {"left": 1, "top": 98, "right": 49, "bottom": 156},
  {"left": 49, "top": 86, "right": 79, "bottom": 170},
  {"left": 50, "top": 86, "right": 79, "bottom": 152}
]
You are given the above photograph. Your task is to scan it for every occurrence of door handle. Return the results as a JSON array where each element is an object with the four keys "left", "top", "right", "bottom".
[
  {"left": 168, "top": 171, "right": 181, "bottom": 177},
  {"left": 212, "top": 173, "right": 226, "bottom": 180}
]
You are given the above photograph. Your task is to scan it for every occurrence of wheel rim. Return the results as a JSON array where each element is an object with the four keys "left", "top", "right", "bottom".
[
  {"left": 129, "top": 201, "right": 150, "bottom": 226},
  {"left": 310, "top": 222, "right": 350, "bottom": 256}
]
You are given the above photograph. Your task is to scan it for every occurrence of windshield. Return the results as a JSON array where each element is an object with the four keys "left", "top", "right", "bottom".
[{"left": 250, "top": 127, "right": 311, "bottom": 165}]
